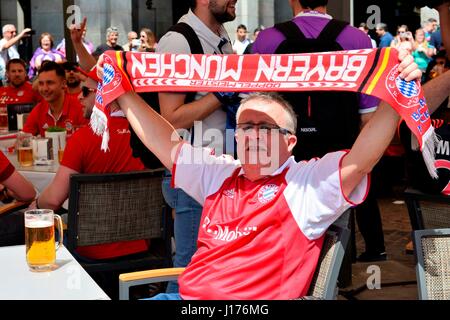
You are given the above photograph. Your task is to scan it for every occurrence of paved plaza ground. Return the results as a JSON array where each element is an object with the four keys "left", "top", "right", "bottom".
[{"left": 340, "top": 194, "right": 419, "bottom": 300}]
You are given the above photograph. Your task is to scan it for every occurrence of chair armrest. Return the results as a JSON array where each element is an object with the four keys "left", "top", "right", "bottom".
[
  {"left": 0, "top": 201, "right": 31, "bottom": 216},
  {"left": 119, "top": 267, "right": 185, "bottom": 300},
  {"left": 297, "top": 296, "right": 324, "bottom": 300}
]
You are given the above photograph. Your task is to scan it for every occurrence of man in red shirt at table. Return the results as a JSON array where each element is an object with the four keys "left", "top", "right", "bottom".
[
  {"left": 0, "top": 59, "right": 41, "bottom": 107},
  {"left": 0, "top": 59, "right": 41, "bottom": 130},
  {"left": 22, "top": 61, "right": 87, "bottom": 137},
  {"left": 33, "top": 75, "right": 148, "bottom": 261}
]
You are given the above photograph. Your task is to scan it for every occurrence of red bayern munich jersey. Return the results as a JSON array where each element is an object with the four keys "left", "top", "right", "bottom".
[
  {"left": 0, "top": 151, "right": 15, "bottom": 182},
  {"left": 61, "top": 115, "right": 147, "bottom": 260},
  {"left": 23, "top": 93, "right": 88, "bottom": 137},
  {"left": 0, "top": 82, "right": 41, "bottom": 108},
  {"left": 173, "top": 144, "right": 369, "bottom": 299}
]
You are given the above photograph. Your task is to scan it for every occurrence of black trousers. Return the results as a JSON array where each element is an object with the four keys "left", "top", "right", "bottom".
[{"left": 355, "top": 186, "right": 386, "bottom": 253}]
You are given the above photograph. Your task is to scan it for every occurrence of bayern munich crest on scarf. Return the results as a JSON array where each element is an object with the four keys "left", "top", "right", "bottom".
[
  {"left": 101, "top": 55, "right": 123, "bottom": 95},
  {"left": 386, "top": 65, "right": 421, "bottom": 109}
]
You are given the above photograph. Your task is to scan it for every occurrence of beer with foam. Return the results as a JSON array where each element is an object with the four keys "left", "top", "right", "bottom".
[
  {"left": 25, "top": 220, "right": 55, "bottom": 267},
  {"left": 24, "top": 209, "right": 63, "bottom": 272}
]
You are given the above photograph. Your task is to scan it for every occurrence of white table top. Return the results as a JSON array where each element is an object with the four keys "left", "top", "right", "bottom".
[
  {"left": 7, "top": 152, "right": 59, "bottom": 174},
  {"left": 0, "top": 245, "right": 110, "bottom": 300},
  {"left": 6, "top": 153, "right": 58, "bottom": 194}
]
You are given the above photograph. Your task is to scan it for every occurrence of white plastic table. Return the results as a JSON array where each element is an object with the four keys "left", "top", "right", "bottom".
[
  {"left": 7, "top": 153, "right": 58, "bottom": 193},
  {"left": 0, "top": 245, "right": 110, "bottom": 300}
]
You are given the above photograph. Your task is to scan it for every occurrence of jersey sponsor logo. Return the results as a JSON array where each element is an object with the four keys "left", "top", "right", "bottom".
[
  {"left": 202, "top": 217, "right": 258, "bottom": 242},
  {"left": 0, "top": 95, "right": 7, "bottom": 104},
  {"left": 17, "top": 90, "right": 24, "bottom": 97},
  {"left": 116, "top": 129, "right": 131, "bottom": 135},
  {"left": 258, "top": 184, "right": 279, "bottom": 204}
]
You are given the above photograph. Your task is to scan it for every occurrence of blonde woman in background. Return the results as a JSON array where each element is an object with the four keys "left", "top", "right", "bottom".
[
  {"left": 138, "top": 28, "right": 157, "bottom": 52},
  {"left": 413, "top": 28, "right": 436, "bottom": 74}
]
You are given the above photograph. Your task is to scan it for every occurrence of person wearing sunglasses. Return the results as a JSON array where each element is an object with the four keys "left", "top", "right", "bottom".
[
  {"left": 34, "top": 72, "right": 149, "bottom": 282},
  {"left": 62, "top": 62, "right": 86, "bottom": 99}
]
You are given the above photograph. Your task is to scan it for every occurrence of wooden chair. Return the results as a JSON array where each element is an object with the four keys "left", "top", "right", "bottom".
[
  {"left": 118, "top": 224, "right": 350, "bottom": 300},
  {"left": 65, "top": 169, "right": 173, "bottom": 274},
  {"left": 0, "top": 201, "right": 31, "bottom": 216},
  {"left": 413, "top": 228, "right": 450, "bottom": 300}
]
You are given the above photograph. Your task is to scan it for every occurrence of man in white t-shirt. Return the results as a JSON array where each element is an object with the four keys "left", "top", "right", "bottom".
[
  {"left": 232, "top": 24, "right": 251, "bottom": 54},
  {"left": 109, "top": 49, "right": 421, "bottom": 299},
  {"left": 0, "top": 24, "right": 32, "bottom": 84}
]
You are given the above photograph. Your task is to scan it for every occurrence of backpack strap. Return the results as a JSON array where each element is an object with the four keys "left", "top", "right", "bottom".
[
  {"left": 274, "top": 20, "right": 307, "bottom": 41},
  {"left": 317, "top": 19, "right": 349, "bottom": 44},
  {"left": 168, "top": 22, "right": 204, "bottom": 54}
]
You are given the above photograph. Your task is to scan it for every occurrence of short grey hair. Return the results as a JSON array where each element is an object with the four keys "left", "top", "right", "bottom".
[
  {"left": 375, "top": 23, "right": 388, "bottom": 31},
  {"left": 2, "top": 24, "right": 15, "bottom": 35},
  {"left": 238, "top": 92, "right": 297, "bottom": 133},
  {"left": 106, "top": 26, "right": 119, "bottom": 39}
]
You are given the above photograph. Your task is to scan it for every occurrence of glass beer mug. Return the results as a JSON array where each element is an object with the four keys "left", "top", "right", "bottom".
[
  {"left": 16, "top": 132, "right": 34, "bottom": 167},
  {"left": 24, "top": 209, "right": 63, "bottom": 272}
]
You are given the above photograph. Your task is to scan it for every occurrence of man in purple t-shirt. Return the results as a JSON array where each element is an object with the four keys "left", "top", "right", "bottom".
[
  {"left": 253, "top": 0, "right": 387, "bottom": 262},
  {"left": 252, "top": 0, "right": 379, "bottom": 124}
]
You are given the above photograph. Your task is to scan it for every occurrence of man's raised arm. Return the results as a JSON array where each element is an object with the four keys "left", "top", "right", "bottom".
[
  {"left": 340, "top": 51, "right": 423, "bottom": 198},
  {"left": 116, "top": 92, "right": 183, "bottom": 170}
]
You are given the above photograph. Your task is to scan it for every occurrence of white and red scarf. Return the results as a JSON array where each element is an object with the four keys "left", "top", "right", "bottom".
[{"left": 92, "top": 48, "right": 439, "bottom": 178}]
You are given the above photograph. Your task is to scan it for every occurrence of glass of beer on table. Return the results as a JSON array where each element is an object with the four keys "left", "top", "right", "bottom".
[
  {"left": 16, "top": 132, "right": 33, "bottom": 167},
  {"left": 0, "top": 106, "right": 8, "bottom": 133},
  {"left": 24, "top": 209, "right": 64, "bottom": 272}
]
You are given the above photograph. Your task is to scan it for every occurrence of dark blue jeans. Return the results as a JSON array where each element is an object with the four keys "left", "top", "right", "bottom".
[
  {"left": 161, "top": 171, "right": 202, "bottom": 293},
  {"left": 146, "top": 293, "right": 182, "bottom": 300}
]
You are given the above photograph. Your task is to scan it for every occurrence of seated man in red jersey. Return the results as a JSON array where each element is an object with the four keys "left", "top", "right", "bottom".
[
  {"left": 23, "top": 61, "right": 88, "bottom": 137},
  {"left": 34, "top": 75, "right": 148, "bottom": 261},
  {"left": 108, "top": 51, "right": 422, "bottom": 299},
  {"left": 0, "top": 59, "right": 42, "bottom": 130},
  {"left": 0, "top": 151, "right": 36, "bottom": 246}
]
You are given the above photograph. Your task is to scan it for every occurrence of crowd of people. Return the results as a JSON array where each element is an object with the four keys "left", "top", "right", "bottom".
[
  {"left": 373, "top": 18, "right": 448, "bottom": 81},
  {"left": 0, "top": 0, "right": 449, "bottom": 300}
]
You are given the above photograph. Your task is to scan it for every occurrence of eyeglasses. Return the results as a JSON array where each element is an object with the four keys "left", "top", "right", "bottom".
[
  {"left": 81, "top": 86, "right": 96, "bottom": 98},
  {"left": 236, "top": 122, "right": 293, "bottom": 135}
]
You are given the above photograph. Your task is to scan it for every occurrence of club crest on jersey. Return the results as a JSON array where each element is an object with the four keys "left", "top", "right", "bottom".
[
  {"left": 385, "top": 65, "right": 421, "bottom": 109},
  {"left": 258, "top": 184, "right": 279, "bottom": 204},
  {"left": 102, "top": 55, "right": 122, "bottom": 95}
]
